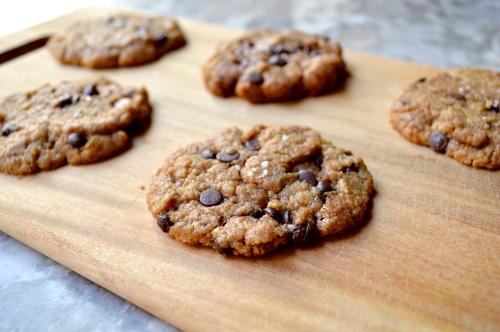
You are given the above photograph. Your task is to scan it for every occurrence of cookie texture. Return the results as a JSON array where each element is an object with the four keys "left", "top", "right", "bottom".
[
  {"left": 390, "top": 68, "right": 500, "bottom": 169},
  {"left": 147, "top": 125, "right": 373, "bottom": 257},
  {"left": 202, "top": 29, "right": 346, "bottom": 103},
  {"left": 47, "top": 13, "right": 186, "bottom": 68},
  {"left": 0, "top": 76, "right": 150, "bottom": 175}
]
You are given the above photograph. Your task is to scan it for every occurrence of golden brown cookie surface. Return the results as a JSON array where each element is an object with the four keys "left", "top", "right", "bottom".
[
  {"left": 202, "top": 29, "right": 346, "bottom": 103},
  {"left": 147, "top": 125, "right": 373, "bottom": 257},
  {"left": 47, "top": 13, "right": 186, "bottom": 68},
  {"left": 0, "top": 76, "right": 150, "bottom": 175},
  {"left": 390, "top": 68, "right": 500, "bottom": 169}
]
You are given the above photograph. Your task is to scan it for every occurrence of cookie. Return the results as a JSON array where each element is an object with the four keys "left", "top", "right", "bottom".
[
  {"left": 147, "top": 125, "right": 373, "bottom": 257},
  {"left": 0, "top": 76, "right": 150, "bottom": 175},
  {"left": 47, "top": 13, "right": 186, "bottom": 68},
  {"left": 202, "top": 29, "right": 346, "bottom": 103},
  {"left": 390, "top": 68, "right": 500, "bottom": 169}
]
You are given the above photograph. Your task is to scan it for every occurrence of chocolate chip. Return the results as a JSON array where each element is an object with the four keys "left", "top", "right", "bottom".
[
  {"left": 241, "top": 40, "right": 254, "bottom": 48},
  {"left": 67, "top": 132, "right": 86, "bottom": 148},
  {"left": 83, "top": 84, "right": 99, "bottom": 96},
  {"left": 288, "top": 223, "right": 320, "bottom": 245},
  {"left": 216, "top": 151, "right": 240, "bottom": 163},
  {"left": 282, "top": 210, "right": 293, "bottom": 224},
  {"left": 247, "top": 72, "right": 263, "bottom": 84},
  {"left": 264, "top": 207, "right": 282, "bottom": 222},
  {"left": 241, "top": 59, "right": 252, "bottom": 68},
  {"left": 56, "top": 94, "right": 74, "bottom": 108},
  {"left": 344, "top": 151, "right": 353, "bottom": 156},
  {"left": 214, "top": 239, "right": 233, "bottom": 255},
  {"left": 245, "top": 137, "right": 261, "bottom": 151},
  {"left": 200, "top": 188, "right": 223, "bottom": 206},
  {"left": 450, "top": 93, "right": 466, "bottom": 101},
  {"left": 154, "top": 33, "right": 168, "bottom": 46},
  {"left": 1, "top": 124, "right": 12, "bottom": 136},
  {"left": 248, "top": 210, "right": 264, "bottom": 218},
  {"left": 315, "top": 155, "right": 324, "bottom": 167},
  {"left": 298, "top": 170, "right": 317, "bottom": 186},
  {"left": 317, "top": 181, "right": 334, "bottom": 193},
  {"left": 487, "top": 100, "right": 499, "bottom": 113},
  {"left": 416, "top": 77, "right": 426, "bottom": 83},
  {"left": 270, "top": 44, "right": 284, "bottom": 54},
  {"left": 201, "top": 150, "right": 216, "bottom": 159},
  {"left": 343, "top": 164, "right": 359, "bottom": 173},
  {"left": 234, "top": 49, "right": 248, "bottom": 57},
  {"left": 156, "top": 213, "right": 173, "bottom": 233},
  {"left": 428, "top": 131, "right": 448, "bottom": 153},
  {"left": 268, "top": 54, "right": 287, "bottom": 66}
]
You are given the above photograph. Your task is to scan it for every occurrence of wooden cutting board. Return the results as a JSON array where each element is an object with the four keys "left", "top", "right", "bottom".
[{"left": 1, "top": 7, "right": 499, "bottom": 332}]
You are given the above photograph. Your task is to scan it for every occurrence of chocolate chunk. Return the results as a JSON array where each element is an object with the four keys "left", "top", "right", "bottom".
[
  {"left": 234, "top": 49, "right": 249, "bottom": 57},
  {"left": 298, "top": 170, "right": 317, "bottom": 186},
  {"left": 282, "top": 210, "right": 293, "bottom": 224},
  {"left": 315, "top": 155, "right": 324, "bottom": 167},
  {"left": 200, "top": 188, "right": 223, "bottom": 206},
  {"left": 428, "top": 131, "right": 448, "bottom": 153},
  {"left": 344, "top": 151, "right": 353, "bottom": 156},
  {"left": 154, "top": 33, "right": 168, "bottom": 46},
  {"left": 83, "top": 84, "right": 99, "bottom": 96},
  {"left": 245, "top": 137, "right": 261, "bottom": 151},
  {"left": 450, "top": 93, "right": 466, "bottom": 101},
  {"left": 56, "top": 94, "right": 74, "bottom": 108},
  {"left": 268, "top": 54, "right": 287, "bottom": 66},
  {"left": 1, "top": 124, "right": 12, "bottom": 137},
  {"left": 288, "top": 223, "right": 320, "bottom": 245},
  {"left": 241, "top": 40, "right": 254, "bottom": 48},
  {"left": 343, "top": 164, "right": 359, "bottom": 173},
  {"left": 416, "top": 77, "right": 426, "bottom": 83},
  {"left": 67, "top": 132, "right": 86, "bottom": 148},
  {"left": 317, "top": 181, "right": 334, "bottom": 193},
  {"left": 264, "top": 207, "right": 282, "bottom": 222},
  {"left": 156, "top": 213, "right": 173, "bottom": 233},
  {"left": 216, "top": 151, "right": 240, "bottom": 162},
  {"left": 247, "top": 72, "right": 263, "bottom": 84},
  {"left": 201, "top": 150, "right": 216, "bottom": 159},
  {"left": 214, "top": 239, "right": 233, "bottom": 255},
  {"left": 270, "top": 44, "right": 284, "bottom": 54},
  {"left": 248, "top": 210, "right": 264, "bottom": 218},
  {"left": 487, "top": 100, "right": 499, "bottom": 113},
  {"left": 241, "top": 59, "right": 252, "bottom": 68}
]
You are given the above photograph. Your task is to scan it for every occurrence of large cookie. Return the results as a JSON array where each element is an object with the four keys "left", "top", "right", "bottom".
[
  {"left": 47, "top": 13, "right": 186, "bottom": 68},
  {"left": 390, "top": 68, "right": 500, "bottom": 169},
  {"left": 147, "top": 125, "right": 373, "bottom": 257},
  {"left": 0, "top": 76, "right": 150, "bottom": 175},
  {"left": 202, "top": 29, "right": 346, "bottom": 103}
]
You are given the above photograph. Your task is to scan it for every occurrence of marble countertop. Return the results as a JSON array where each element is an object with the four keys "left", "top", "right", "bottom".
[{"left": 1, "top": 1, "right": 499, "bottom": 331}]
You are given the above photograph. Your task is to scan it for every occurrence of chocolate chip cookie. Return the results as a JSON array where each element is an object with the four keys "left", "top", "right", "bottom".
[
  {"left": 147, "top": 125, "right": 373, "bottom": 257},
  {"left": 202, "top": 29, "right": 346, "bottom": 103},
  {"left": 0, "top": 76, "right": 150, "bottom": 175},
  {"left": 47, "top": 13, "right": 186, "bottom": 68},
  {"left": 390, "top": 68, "right": 500, "bottom": 169}
]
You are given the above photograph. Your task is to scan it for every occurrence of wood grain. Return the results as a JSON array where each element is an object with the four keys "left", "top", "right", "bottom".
[{"left": 0, "top": 7, "right": 499, "bottom": 332}]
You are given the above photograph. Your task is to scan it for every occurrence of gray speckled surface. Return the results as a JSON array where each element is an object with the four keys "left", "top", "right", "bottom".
[{"left": 1, "top": 1, "right": 499, "bottom": 331}]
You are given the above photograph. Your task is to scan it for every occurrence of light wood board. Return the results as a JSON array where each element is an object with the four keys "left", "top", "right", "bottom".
[{"left": 0, "top": 7, "right": 499, "bottom": 332}]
